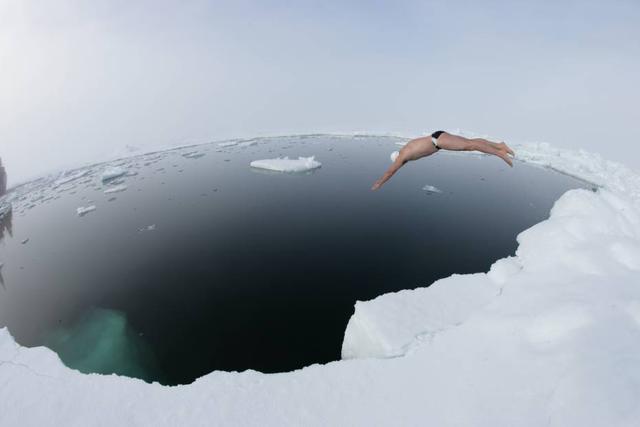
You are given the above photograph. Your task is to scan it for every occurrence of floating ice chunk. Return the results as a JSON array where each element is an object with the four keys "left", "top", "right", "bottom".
[
  {"left": 422, "top": 185, "right": 443, "bottom": 194},
  {"left": 54, "top": 169, "right": 91, "bottom": 187},
  {"left": 103, "top": 185, "right": 128, "bottom": 194},
  {"left": 182, "top": 152, "right": 205, "bottom": 159},
  {"left": 21, "top": 238, "right": 29, "bottom": 245},
  {"left": 138, "top": 224, "right": 156, "bottom": 233},
  {"left": 218, "top": 141, "right": 239, "bottom": 147},
  {"left": 101, "top": 167, "right": 126, "bottom": 182},
  {"left": 249, "top": 156, "right": 321, "bottom": 173},
  {"left": 76, "top": 205, "right": 96, "bottom": 216},
  {"left": 238, "top": 140, "right": 257, "bottom": 147}
]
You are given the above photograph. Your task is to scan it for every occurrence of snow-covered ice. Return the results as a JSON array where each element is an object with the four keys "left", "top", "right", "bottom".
[
  {"left": 103, "top": 184, "right": 128, "bottom": 194},
  {"left": 422, "top": 185, "right": 443, "bottom": 194},
  {"left": 1, "top": 140, "right": 640, "bottom": 426},
  {"left": 101, "top": 167, "right": 127, "bottom": 182},
  {"left": 249, "top": 156, "right": 321, "bottom": 173},
  {"left": 76, "top": 205, "right": 96, "bottom": 216}
]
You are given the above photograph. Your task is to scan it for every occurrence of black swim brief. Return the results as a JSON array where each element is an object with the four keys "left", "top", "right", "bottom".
[{"left": 431, "top": 130, "right": 445, "bottom": 149}]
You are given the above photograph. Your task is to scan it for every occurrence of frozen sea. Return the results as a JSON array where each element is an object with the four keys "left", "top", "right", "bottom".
[{"left": 0, "top": 135, "right": 591, "bottom": 385}]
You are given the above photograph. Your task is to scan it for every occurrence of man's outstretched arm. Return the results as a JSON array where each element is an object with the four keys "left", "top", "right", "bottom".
[{"left": 371, "top": 157, "right": 406, "bottom": 190}]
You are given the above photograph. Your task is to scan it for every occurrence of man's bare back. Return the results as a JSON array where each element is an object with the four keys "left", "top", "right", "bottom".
[{"left": 371, "top": 131, "right": 515, "bottom": 190}]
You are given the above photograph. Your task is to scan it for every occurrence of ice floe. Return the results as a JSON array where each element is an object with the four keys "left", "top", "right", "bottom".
[
  {"left": 138, "top": 224, "right": 156, "bottom": 233},
  {"left": 218, "top": 141, "right": 240, "bottom": 148},
  {"left": 182, "top": 151, "right": 205, "bottom": 159},
  {"left": 238, "top": 140, "right": 258, "bottom": 147},
  {"left": 76, "top": 205, "right": 96, "bottom": 216},
  {"left": 103, "top": 185, "right": 128, "bottom": 194},
  {"left": 422, "top": 185, "right": 443, "bottom": 194},
  {"left": 101, "top": 167, "right": 127, "bottom": 183},
  {"left": 54, "top": 169, "right": 91, "bottom": 187},
  {"left": 249, "top": 156, "right": 321, "bottom": 173}
]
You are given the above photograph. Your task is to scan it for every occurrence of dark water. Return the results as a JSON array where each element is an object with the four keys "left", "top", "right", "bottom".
[{"left": 0, "top": 135, "right": 592, "bottom": 385}]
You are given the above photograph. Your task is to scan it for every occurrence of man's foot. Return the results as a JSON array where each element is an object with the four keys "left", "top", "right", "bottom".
[
  {"left": 498, "top": 142, "right": 515, "bottom": 156},
  {"left": 493, "top": 142, "right": 515, "bottom": 166}
]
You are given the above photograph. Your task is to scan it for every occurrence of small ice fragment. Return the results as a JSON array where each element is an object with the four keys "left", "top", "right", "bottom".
[
  {"left": 182, "top": 152, "right": 205, "bottom": 159},
  {"left": 218, "top": 141, "right": 239, "bottom": 148},
  {"left": 249, "top": 156, "right": 322, "bottom": 173},
  {"left": 54, "top": 169, "right": 91, "bottom": 187},
  {"left": 238, "top": 140, "right": 257, "bottom": 147},
  {"left": 422, "top": 185, "right": 443, "bottom": 194},
  {"left": 21, "top": 238, "right": 29, "bottom": 245},
  {"left": 101, "top": 167, "right": 126, "bottom": 182},
  {"left": 76, "top": 205, "right": 97, "bottom": 216},
  {"left": 390, "top": 151, "right": 399, "bottom": 162},
  {"left": 138, "top": 224, "right": 156, "bottom": 233},
  {"left": 104, "top": 184, "right": 128, "bottom": 194}
]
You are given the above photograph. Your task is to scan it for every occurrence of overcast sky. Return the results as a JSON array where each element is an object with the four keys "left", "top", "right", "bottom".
[{"left": 2, "top": 0, "right": 639, "bottom": 185}]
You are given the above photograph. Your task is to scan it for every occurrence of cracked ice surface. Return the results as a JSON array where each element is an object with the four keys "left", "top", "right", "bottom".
[{"left": 1, "top": 140, "right": 640, "bottom": 426}]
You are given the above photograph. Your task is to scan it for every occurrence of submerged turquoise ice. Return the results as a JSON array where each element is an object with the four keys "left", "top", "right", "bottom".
[{"left": 45, "top": 308, "right": 161, "bottom": 381}]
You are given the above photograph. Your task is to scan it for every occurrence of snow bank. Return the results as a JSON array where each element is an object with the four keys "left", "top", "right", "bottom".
[
  {"left": 249, "top": 156, "right": 321, "bottom": 173},
  {"left": 1, "top": 140, "right": 640, "bottom": 426},
  {"left": 342, "top": 272, "right": 503, "bottom": 359}
]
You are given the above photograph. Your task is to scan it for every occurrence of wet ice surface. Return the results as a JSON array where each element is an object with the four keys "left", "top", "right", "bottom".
[{"left": 0, "top": 135, "right": 592, "bottom": 385}]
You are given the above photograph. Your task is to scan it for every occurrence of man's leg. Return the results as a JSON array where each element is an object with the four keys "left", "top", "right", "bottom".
[{"left": 437, "top": 133, "right": 514, "bottom": 167}]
